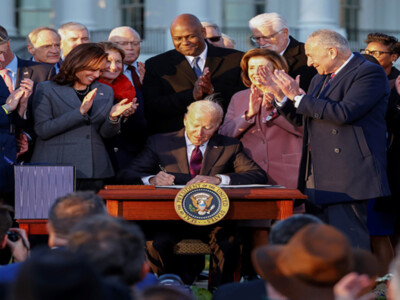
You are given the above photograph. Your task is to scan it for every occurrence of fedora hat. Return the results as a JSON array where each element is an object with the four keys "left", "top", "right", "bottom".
[{"left": 252, "top": 223, "right": 354, "bottom": 300}]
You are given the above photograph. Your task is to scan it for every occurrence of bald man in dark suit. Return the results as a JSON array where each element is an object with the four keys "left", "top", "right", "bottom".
[{"left": 143, "top": 14, "right": 245, "bottom": 135}]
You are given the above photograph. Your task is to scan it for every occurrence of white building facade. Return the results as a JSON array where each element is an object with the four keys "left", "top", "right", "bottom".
[{"left": 1, "top": 0, "right": 400, "bottom": 60}]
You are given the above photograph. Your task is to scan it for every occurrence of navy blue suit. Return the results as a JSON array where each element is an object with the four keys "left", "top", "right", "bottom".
[
  {"left": 278, "top": 53, "right": 390, "bottom": 248},
  {"left": 279, "top": 53, "right": 390, "bottom": 203},
  {"left": 0, "top": 77, "right": 16, "bottom": 194},
  {"left": 0, "top": 57, "right": 53, "bottom": 197}
]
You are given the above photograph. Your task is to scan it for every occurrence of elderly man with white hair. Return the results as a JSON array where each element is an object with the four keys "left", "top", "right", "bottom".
[
  {"left": 119, "top": 99, "right": 266, "bottom": 288},
  {"left": 58, "top": 22, "right": 89, "bottom": 59},
  {"left": 249, "top": 12, "right": 316, "bottom": 91}
]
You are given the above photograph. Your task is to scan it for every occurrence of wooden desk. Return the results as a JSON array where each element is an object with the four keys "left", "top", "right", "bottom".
[
  {"left": 98, "top": 185, "right": 306, "bottom": 221},
  {"left": 17, "top": 185, "right": 307, "bottom": 235}
]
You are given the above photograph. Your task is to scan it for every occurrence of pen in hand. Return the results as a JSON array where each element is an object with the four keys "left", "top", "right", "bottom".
[{"left": 158, "top": 164, "right": 175, "bottom": 185}]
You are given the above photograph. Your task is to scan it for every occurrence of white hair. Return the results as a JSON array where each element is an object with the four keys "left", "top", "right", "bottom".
[
  {"left": 249, "top": 13, "right": 288, "bottom": 32},
  {"left": 186, "top": 100, "right": 223, "bottom": 124},
  {"left": 307, "top": 29, "right": 350, "bottom": 52},
  {"left": 201, "top": 21, "right": 221, "bottom": 36},
  {"left": 108, "top": 26, "right": 141, "bottom": 41},
  {"left": 222, "top": 33, "right": 235, "bottom": 48},
  {"left": 58, "top": 22, "right": 89, "bottom": 39}
]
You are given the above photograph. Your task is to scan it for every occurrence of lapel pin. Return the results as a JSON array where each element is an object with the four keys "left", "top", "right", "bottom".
[{"left": 99, "top": 93, "right": 104, "bottom": 95}]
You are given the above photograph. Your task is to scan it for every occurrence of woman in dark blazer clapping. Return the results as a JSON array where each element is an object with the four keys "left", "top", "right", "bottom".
[{"left": 31, "top": 43, "right": 135, "bottom": 191}]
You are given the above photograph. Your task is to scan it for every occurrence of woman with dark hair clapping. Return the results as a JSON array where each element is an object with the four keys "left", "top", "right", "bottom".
[{"left": 31, "top": 43, "right": 135, "bottom": 191}]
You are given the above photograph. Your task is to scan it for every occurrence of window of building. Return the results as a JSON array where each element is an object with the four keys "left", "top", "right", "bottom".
[
  {"left": 222, "top": 0, "right": 265, "bottom": 51},
  {"left": 340, "top": 0, "right": 360, "bottom": 44},
  {"left": 120, "top": 0, "right": 144, "bottom": 38},
  {"left": 16, "top": 0, "right": 53, "bottom": 36},
  {"left": 222, "top": 0, "right": 265, "bottom": 28}
]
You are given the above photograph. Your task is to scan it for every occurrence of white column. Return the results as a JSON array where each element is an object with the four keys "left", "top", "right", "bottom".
[
  {"left": 54, "top": 0, "right": 96, "bottom": 30},
  {"left": 298, "top": 0, "right": 345, "bottom": 42},
  {"left": 0, "top": 0, "right": 17, "bottom": 36}
]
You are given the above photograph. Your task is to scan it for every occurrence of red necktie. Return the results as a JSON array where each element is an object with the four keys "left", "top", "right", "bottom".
[
  {"left": 324, "top": 73, "right": 335, "bottom": 88},
  {"left": 0, "top": 69, "right": 13, "bottom": 93},
  {"left": 189, "top": 146, "right": 202, "bottom": 178},
  {"left": 127, "top": 65, "right": 142, "bottom": 91}
]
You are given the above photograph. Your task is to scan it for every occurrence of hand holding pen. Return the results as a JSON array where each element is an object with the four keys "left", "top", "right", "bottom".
[{"left": 149, "top": 164, "right": 175, "bottom": 185}]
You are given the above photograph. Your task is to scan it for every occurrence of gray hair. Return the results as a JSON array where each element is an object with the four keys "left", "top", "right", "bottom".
[
  {"left": 222, "top": 33, "right": 235, "bottom": 48},
  {"left": 249, "top": 13, "right": 288, "bottom": 32},
  {"left": 27, "top": 27, "right": 60, "bottom": 46},
  {"left": 201, "top": 21, "right": 222, "bottom": 36},
  {"left": 58, "top": 22, "right": 89, "bottom": 39},
  {"left": 307, "top": 29, "right": 350, "bottom": 52},
  {"left": 186, "top": 99, "right": 224, "bottom": 124},
  {"left": 108, "top": 26, "right": 141, "bottom": 41}
]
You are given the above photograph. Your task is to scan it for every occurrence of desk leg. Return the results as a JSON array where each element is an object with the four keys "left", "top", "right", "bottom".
[
  {"left": 107, "top": 200, "right": 122, "bottom": 217},
  {"left": 276, "top": 200, "right": 293, "bottom": 219},
  {"left": 19, "top": 223, "right": 30, "bottom": 236}
]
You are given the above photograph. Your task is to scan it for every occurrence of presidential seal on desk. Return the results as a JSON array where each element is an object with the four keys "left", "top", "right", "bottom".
[{"left": 174, "top": 183, "right": 229, "bottom": 226}]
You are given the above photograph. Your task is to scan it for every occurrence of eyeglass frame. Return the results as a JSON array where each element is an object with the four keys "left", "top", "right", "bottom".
[
  {"left": 250, "top": 29, "right": 284, "bottom": 44},
  {"left": 114, "top": 40, "right": 142, "bottom": 47},
  {"left": 360, "top": 49, "right": 392, "bottom": 58}
]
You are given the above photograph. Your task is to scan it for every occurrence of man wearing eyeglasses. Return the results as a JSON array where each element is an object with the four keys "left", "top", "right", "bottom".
[
  {"left": 201, "top": 21, "right": 225, "bottom": 48},
  {"left": 249, "top": 12, "right": 316, "bottom": 92},
  {"left": 108, "top": 26, "right": 145, "bottom": 88},
  {"left": 143, "top": 14, "right": 245, "bottom": 134}
]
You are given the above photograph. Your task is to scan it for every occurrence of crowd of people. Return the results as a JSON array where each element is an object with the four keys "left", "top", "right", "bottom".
[{"left": 1, "top": 9, "right": 400, "bottom": 300}]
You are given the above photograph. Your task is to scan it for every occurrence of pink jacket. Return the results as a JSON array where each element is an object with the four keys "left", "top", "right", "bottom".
[{"left": 219, "top": 89, "right": 303, "bottom": 188}]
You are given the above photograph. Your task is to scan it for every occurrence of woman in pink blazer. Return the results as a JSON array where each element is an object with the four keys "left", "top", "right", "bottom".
[{"left": 219, "top": 48, "right": 303, "bottom": 189}]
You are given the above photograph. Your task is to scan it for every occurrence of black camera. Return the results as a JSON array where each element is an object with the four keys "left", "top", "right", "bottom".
[{"left": 7, "top": 231, "right": 20, "bottom": 242}]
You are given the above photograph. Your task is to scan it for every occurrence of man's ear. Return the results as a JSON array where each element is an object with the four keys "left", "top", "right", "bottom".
[
  {"left": 183, "top": 114, "right": 187, "bottom": 126},
  {"left": 201, "top": 27, "right": 207, "bottom": 40},
  {"left": 1, "top": 234, "right": 7, "bottom": 249},
  {"left": 328, "top": 47, "right": 338, "bottom": 60},
  {"left": 281, "top": 28, "right": 289, "bottom": 40},
  {"left": 27, "top": 44, "right": 35, "bottom": 55}
]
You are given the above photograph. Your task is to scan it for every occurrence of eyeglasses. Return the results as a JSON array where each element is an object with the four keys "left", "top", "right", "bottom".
[
  {"left": 207, "top": 36, "right": 221, "bottom": 42},
  {"left": 251, "top": 30, "right": 283, "bottom": 43},
  {"left": 114, "top": 40, "right": 141, "bottom": 47},
  {"left": 360, "top": 49, "right": 392, "bottom": 58}
]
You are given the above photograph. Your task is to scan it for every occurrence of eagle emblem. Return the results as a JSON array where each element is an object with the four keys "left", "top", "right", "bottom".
[{"left": 190, "top": 193, "right": 215, "bottom": 215}]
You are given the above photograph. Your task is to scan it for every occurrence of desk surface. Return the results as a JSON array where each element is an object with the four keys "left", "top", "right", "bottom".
[
  {"left": 98, "top": 185, "right": 306, "bottom": 221},
  {"left": 17, "top": 186, "right": 307, "bottom": 235}
]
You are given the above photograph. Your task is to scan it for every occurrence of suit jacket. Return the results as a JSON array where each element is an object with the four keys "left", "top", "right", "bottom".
[
  {"left": 14, "top": 58, "right": 55, "bottom": 161},
  {"left": 143, "top": 42, "right": 245, "bottom": 134},
  {"left": 219, "top": 88, "right": 302, "bottom": 188},
  {"left": 31, "top": 81, "right": 120, "bottom": 179},
  {"left": 284, "top": 36, "right": 317, "bottom": 92},
  {"left": 278, "top": 53, "right": 391, "bottom": 204},
  {"left": 0, "top": 78, "right": 16, "bottom": 194},
  {"left": 118, "top": 129, "right": 267, "bottom": 185}
]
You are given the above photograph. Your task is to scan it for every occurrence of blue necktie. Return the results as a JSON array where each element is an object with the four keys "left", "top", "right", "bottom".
[{"left": 193, "top": 57, "right": 202, "bottom": 78}]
